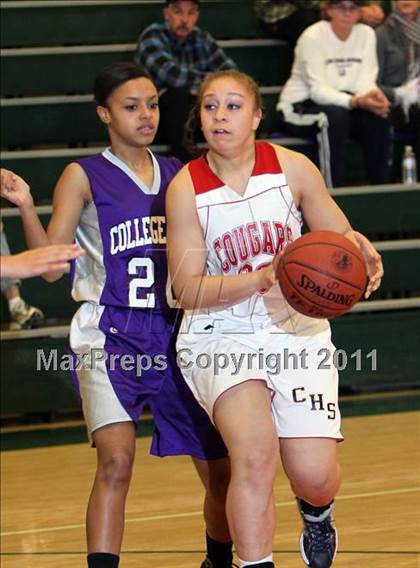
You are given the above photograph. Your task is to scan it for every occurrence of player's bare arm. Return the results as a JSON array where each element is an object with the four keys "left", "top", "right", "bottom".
[
  {"left": 48, "top": 163, "right": 91, "bottom": 245},
  {"left": 166, "top": 167, "right": 276, "bottom": 310},
  {"left": 273, "top": 144, "right": 383, "bottom": 297},
  {"left": 37, "top": 163, "right": 91, "bottom": 282}
]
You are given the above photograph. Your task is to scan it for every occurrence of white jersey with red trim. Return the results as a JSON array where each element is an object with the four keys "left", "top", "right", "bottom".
[{"left": 180, "top": 141, "right": 327, "bottom": 335}]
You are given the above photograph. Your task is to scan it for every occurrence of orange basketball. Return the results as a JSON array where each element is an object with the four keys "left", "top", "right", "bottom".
[{"left": 277, "top": 231, "right": 367, "bottom": 319}]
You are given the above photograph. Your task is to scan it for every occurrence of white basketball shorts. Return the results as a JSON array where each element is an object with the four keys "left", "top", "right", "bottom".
[{"left": 177, "top": 322, "right": 343, "bottom": 440}]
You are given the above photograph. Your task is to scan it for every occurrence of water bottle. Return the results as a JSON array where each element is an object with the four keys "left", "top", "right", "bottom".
[{"left": 402, "top": 145, "right": 417, "bottom": 184}]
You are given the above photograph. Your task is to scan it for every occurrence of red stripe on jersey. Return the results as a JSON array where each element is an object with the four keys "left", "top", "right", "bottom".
[
  {"left": 252, "top": 141, "right": 283, "bottom": 176},
  {"left": 188, "top": 141, "right": 283, "bottom": 195},
  {"left": 188, "top": 154, "right": 223, "bottom": 195}
]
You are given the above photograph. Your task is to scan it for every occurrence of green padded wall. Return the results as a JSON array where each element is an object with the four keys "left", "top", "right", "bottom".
[
  {"left": 331, "top": 309, "right": 420, "bottom": 391},
  {"left": 334, "top": 191, "right": 420, "bottom": 238},
  {"left": 1, "top": 337, "right": 80, "bottom": 416}
]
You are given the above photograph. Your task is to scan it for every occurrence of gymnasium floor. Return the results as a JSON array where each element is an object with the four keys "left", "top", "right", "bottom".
[{"left": 1, "top": 399, "right": 419, "bottom": 568}]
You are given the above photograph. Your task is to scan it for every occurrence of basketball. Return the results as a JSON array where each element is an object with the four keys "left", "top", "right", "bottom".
[{"left": 277, "top": 231, "right": 367, "bottom": 319}]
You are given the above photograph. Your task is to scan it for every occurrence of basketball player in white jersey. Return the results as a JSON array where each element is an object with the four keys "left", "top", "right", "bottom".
[{"left": 166, "top": 69, "right": 383, "bottom": 568}]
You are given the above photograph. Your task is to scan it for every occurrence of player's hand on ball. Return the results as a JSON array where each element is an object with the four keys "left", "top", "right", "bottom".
[
  {"left": 0, "top": 168, "right": 33, "bottom": 207},
  {"left": 257, "top": 253, "right": 283, "bottom": 293},
  {"left": 352, "top": 231, "right": 383, "bottom": 299}
]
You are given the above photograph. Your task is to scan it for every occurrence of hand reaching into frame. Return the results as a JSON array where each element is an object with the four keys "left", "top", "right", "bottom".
[
  {"left": 1, "top": 244, "right": 85, "bottom": 279},
  {"left": 0, "top": 168, "right": 34, "bottom": 208}
]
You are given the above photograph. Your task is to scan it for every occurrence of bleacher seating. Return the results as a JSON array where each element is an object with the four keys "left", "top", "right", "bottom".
[
  {"left": 0, "top": 0, "right": 262, "bottom": 48},
  {"left": 1, "top": 88, "right": 282, "bottom": 148},
  {"left": 1, "top": 41, "right": 289, "bottom": 97},
  {"left": 1, "top": 0, "right": 419, "bottom": 418}
]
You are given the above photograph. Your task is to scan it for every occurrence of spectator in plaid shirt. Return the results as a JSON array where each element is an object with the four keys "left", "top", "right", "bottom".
[{"left": 134, "top": 0, "right": 236, "bottom": 162}]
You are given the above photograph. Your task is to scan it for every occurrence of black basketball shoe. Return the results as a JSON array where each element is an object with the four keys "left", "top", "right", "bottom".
[
  {"left": 297, "top": 498, "right": 337, "bottom": 568},
  {"left": 200, "top": 558, "right": 239, "bottom": 568}
]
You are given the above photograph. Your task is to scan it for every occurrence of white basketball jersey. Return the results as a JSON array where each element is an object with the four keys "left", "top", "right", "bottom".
[{"left": 182, "top": 142, "right": 327, "bottom": 335}]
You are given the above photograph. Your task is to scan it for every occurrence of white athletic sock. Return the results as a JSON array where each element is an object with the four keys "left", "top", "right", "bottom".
[
  {"left": 238, "top": 554, "right": 273, "bottom": 567},
  {"left": 8, "top": 296, "right": 24, "bottom": 312}
]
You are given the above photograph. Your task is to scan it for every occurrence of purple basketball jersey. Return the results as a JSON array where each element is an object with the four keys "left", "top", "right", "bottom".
[
  {"left": 70, "top": 149, "right": 227, "bottom": 459},
  {"left": 73, "top": 149, "right": 182, "bottom": 315}
]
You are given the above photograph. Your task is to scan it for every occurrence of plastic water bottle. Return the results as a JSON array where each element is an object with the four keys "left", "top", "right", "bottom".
[{"left": 402, "top": 145, "right": 417, "bottom": 184}]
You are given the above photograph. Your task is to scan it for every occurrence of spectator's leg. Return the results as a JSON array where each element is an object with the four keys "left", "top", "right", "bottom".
[
  {"left": 157, "top": 87, "right": 195, "bottom": 163},
  {"left": 278, "top": 103, "right": 350, "bottom": 186},
  {"left": 1, "top": 229, "right": 21, "bottom": 295},
  {"left": 1, "top": 228, "right": 45, "bottom": 329},
  {"left": 352, "top": 109, "right": 391, "bottom": 185},
  {"left": 274, "top": 117, "right": 319, "bottom": 171},
  {"left": 411, "top": 106, "right": 420, "bottom": 170},
  {"left": 412, "top": 107, "right": 420, "bottom": 169},
  {"left": 394, "top": 105, "right": 420, "bottom": 170},
  {"left": 320, "top": 105, "right": 351, "bottom": 187}
]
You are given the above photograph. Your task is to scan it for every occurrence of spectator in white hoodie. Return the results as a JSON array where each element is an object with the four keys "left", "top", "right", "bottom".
[{"left": 277, "top": 0, "right": 391, "bottom": 187}]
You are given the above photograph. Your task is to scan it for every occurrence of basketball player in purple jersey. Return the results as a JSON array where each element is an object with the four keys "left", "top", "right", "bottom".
[
  {"left": 166, "top": 70, "right": 384, "bottom": 568},
  {"left": 0, "top": 62, "right": 233, "bottom": 568}
]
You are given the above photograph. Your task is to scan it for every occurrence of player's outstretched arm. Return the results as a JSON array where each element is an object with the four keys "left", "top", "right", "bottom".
[
  {"left": 1, "top": 168, "right": 31, "bottom": 200},
  {"left": 1, "top": 244, "right": 85, "bottom": 279},
  {"left": 166, "top": 167, "right": 276, "bottom": 311},
  {"left": 273, "top": 144, "right": 383, "bottom": 298},
  {"left": 1, "top": 167, "right": 51, "bottom": 252},
  {"left": 1, "top": 164, "right": 90, "bottom": 282}
]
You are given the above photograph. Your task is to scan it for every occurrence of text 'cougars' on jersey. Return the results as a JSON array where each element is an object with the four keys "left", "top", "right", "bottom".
[
  {"left": 213, "top": 220, "right": 293, "bottom": 273},
  {"left": 110, "top": 216, "right": 166, "bottom": 255}
]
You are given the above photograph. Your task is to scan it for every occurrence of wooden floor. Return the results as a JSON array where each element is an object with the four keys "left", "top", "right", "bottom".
[{"left": 1, "top": 411, "right": 419, "bottom": 568}]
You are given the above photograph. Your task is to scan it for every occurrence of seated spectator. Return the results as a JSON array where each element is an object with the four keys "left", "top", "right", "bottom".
[
  {"left": 254, "top": 0, "right": 385, "bottom": 46},
  {"left": 277, "top": 0, "right": 391, "bottom": 187},
  {"left": 376, "top": 0, "right": 420, "bottom": 171},
  {"left": 134, "top": 0, "right": 236, "bottom": 162},
  {"left": 1, "top": 223, "right": 45, "bottom": 329}
]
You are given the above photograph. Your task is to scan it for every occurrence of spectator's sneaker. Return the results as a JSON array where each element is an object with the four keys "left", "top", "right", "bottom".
[
  {"left": 9, "top": 300, "right": 45, "bottom": 330},
  {"left": 297, "top": 498, "right": 337, "bottom": 568}
]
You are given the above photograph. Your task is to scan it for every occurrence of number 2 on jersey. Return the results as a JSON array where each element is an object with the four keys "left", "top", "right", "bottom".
[{"left": 128, "top": 258, "right": 155, "bottom": 308}]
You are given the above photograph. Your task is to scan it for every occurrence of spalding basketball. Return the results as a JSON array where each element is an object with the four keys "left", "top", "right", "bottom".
[{"left": 277, "top": 231, "right": 367, "bottom": 319}]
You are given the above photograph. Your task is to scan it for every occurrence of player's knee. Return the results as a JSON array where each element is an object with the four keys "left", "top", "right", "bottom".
[
  {"left": 235, "top": 446, "right": 278, "bottom": 488},
  {"left": 97, "top": 451, "right": 134, "bottom": 489},
  {"left": 293, "top": 466, "right": 340, "bottom": 505}
]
